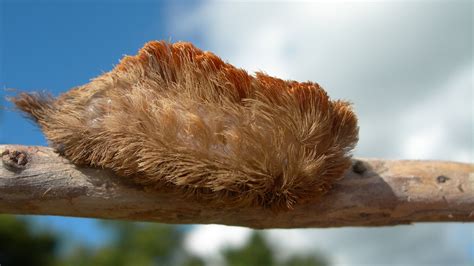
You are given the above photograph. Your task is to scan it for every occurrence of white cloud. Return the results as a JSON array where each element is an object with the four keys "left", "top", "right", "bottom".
[
  {"left": 183, "top": 223, "right": 473, "bottom": 265},
  {"left": 184, "top": 224, "right": 251, "bottom": 257},
  {"left": 170, "top": 1, "right": 473, "bottom": 265},
  {"left": 399, "top": 64, "right": 473, "bottom": 162},
  {"left": 402, "top": 126, "right": 446, "bottom": 160},
  {"left": 266, "top": 223, "right": 474, "bottom": 265}
]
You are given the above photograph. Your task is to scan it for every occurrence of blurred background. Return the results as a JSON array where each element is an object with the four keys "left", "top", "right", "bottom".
[{"left": 0, "top": 0, "right": 472, "bottom": 265}]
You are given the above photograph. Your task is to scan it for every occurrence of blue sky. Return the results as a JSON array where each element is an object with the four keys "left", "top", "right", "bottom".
[{"left": 1, "top": 0, "right": 473, "bottom": 264}]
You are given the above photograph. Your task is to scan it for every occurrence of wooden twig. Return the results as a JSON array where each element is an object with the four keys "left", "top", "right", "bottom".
[{"left": 1, "top": 145, "right": 472, "bottom": 228}]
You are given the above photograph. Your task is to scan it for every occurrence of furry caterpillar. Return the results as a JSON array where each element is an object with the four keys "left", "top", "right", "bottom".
[{"left": 12, "top": 41, "right": 358, "bottom": 210}]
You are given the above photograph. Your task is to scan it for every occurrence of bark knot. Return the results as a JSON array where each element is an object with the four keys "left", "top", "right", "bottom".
[
  {"left": 2, "top": 149, "right": 29, "bottom": 171},
  {"left": 352, "top": 160, "right": 367, "bottom": 174}
]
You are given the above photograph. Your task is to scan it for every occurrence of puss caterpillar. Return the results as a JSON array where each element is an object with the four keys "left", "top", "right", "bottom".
[{"left": 12, "top": 41, "right": 358, "bottom": 210}]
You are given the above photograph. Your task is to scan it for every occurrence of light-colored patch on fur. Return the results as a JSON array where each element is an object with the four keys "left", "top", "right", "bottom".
[{"left": 11, "top": 41, "right": 359, "bottom": 210}]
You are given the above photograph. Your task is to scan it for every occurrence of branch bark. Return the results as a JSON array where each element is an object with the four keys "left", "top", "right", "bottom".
[{"left": 1, "top": 145, "right": 473, "bottom": 228}]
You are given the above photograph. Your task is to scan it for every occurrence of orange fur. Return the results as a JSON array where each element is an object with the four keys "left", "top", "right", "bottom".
[{"left": 11, "top": 41, "right": 358, "bottom": 210}]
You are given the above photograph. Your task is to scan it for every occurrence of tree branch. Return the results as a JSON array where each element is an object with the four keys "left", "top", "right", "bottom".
[{"left": 1, "top": 145, "right": 472, "bottom": 228}]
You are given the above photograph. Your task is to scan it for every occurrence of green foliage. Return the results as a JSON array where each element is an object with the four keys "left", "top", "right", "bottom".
[
  {"left": 223, "top": 231, "right": 327, "bottom": 266},
  {"left": 282, "top": 255, "right": 328, "bottom": 266},
  {"left": 58, "top": 221, "right": 194, "bottom": 266},
  {"left": 223, "top": 232, "right": 274, "bottom": 266},
  {"left": 181, "top": 256, "right": 205, "bottom": 266},
  {"left": 0, "top": 215, "right": 58, "bottom": 266},
  {"left": 0, "top": 215, "right": 328, "bottom": 266}
]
